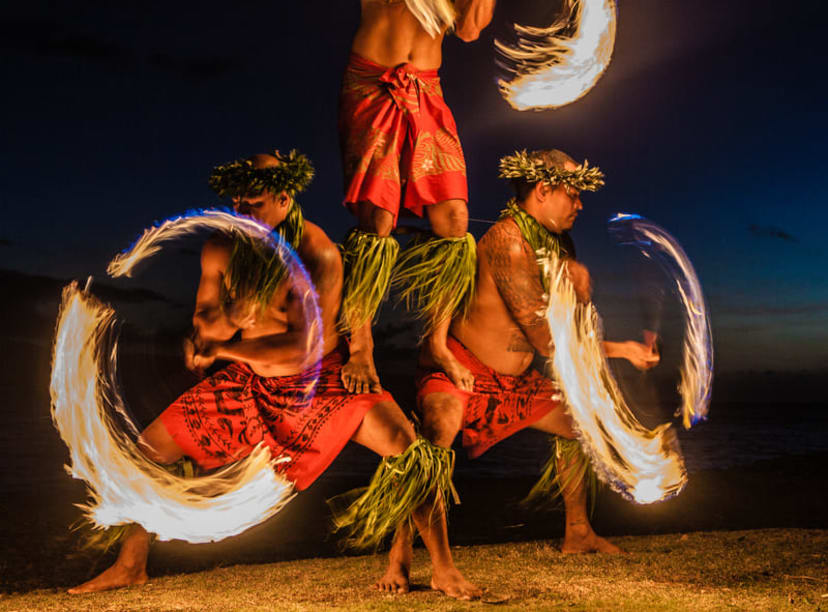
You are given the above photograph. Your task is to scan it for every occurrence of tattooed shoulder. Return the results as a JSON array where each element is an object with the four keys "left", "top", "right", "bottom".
[
  {"left": 481, "top": 220, "right": 546, "bottom": 331},
  {"left": 481, "top": 219, "right": 534, "bottom": 269}
]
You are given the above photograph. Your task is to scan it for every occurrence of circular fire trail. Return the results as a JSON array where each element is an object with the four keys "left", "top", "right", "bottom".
[
  {"left": 50, "top": 211, "right": 322, "bottom": 542},
  {"left": 609, "top": 214, "right": 713, "bottom": 429},
  {"left": 542, "top": 216, "right": 712, "bottom": 504}
]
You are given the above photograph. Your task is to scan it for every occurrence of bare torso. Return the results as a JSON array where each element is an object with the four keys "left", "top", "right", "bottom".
[
  {"left": 448, "top": 218, "right": 544, "bottom": 376},
  {"left": 213, "top": 221, "right": 343, "bottom": 377},
  {"left": 353, "top": 0, "right": 446, "bottom": 69}
]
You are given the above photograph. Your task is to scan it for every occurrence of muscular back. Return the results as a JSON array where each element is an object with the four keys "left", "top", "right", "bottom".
[{"left": 354, "top": 0, "right": 446, "bottom": 69}]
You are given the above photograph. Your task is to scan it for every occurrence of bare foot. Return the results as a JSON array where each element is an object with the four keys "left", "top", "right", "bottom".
[
  {"left": 562, "top": 522, "right": 625, "bottom": 554},
  {"left": 341, "top": 350, "right": 382, "bottom": 394},
  {"left": 68, "top": 562, "right": 148, "bottom": 594},
  {"left": 373, "top": 562, "right": 410, "bottom": 594},
  {"left": 432, "top": 350, "right": 474, "bottom": 392},
  {"left": 431, "top": 567, "right": 482, "bottom": 600}
]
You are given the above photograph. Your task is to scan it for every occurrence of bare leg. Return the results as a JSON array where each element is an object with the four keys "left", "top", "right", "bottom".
[
  {"left": 375, "top": 523, "right": 413, "bottom": 593},
  {"left": 341, "top": 202, "right": 393, "bottom": 394},
  {"left": 351, "top": 398, "right": 479, "bottom": 599},
  {"left": 68, "top": 525, "right": 150, "bottom": 594},
  {"left": 68, "top": 418, "right": 185, "bottom": 593},
  {"left": 342, "top": 319, "right": 382, "bottom": 394},
  {"left": 530, "top": 410, "right": 623, "bottom": 554},
  {"left": 423, "top": 199, "right": 474, "bottom": 391},
  {"left": 425, "top": 317, "right": 473, "bottom": 391}
]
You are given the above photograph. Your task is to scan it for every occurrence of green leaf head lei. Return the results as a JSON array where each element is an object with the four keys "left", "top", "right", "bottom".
[
  {"left": 498, "top": 149, "right": 605, "bottom": 193},
  {"left": 208, "top": 149, "right": 315, "bottom": 199},
  {"left": 208, "top": 149, "right": 313, "bottom": 315}
]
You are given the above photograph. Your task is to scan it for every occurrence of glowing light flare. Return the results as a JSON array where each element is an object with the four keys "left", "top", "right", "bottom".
[
  {"left": 541, "top": 254, "right": 687, "bottom": 504},
  {"left": 51, "top": 285, "right": 296, "bottom": 542},
  {"left": 609, "top": 214, "right": 713, "bottom": 428},
  {"left": 495, "top": 0, "right": 617, "bottom": 111},
  {"left": 50, "top": 210, "right": 324, "bottom": 542}
]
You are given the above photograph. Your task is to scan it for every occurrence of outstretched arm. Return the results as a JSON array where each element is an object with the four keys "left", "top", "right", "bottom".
[
  {"left": 485, "top": 221, "right": 659, "bottom": 371},
  {"left": 454, "top": 0, "right": 496, "bottom": 42},
  {"left": 604, "top": 340, "right": 660, "bottom": 370}
]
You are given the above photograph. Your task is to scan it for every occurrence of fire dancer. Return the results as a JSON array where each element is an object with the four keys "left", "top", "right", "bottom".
[
  {"left": 379, "top": 149, "right": 660, "bottom": 580},
  {"left": 338, "top": 0, "right": 496, "bottom": 395},
  {"left": 69, "top": 151, "right": 478, "bottom": 600}
]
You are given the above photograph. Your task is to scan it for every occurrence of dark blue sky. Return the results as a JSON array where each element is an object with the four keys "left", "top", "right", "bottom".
[{"left": 2, "top": 1, "right": 827, "bottom": 373}]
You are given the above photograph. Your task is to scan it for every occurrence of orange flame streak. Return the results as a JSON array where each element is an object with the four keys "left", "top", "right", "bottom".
[
  {"left": 496, "top": 0, "right": 617, "bottom": 111},
  {"left": 51, "top": 285, "right": 296, "bottom": 542},
  {"left": 49, "top": 211, "right": 324, "bottom": 542},
  {"left": 541, "top": 254, "right": 687, "bottom": 504}
]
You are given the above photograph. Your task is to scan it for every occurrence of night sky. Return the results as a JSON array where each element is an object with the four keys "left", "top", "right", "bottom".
[{"left": 3, "top": 0, "right": 827, "bottom": 378}]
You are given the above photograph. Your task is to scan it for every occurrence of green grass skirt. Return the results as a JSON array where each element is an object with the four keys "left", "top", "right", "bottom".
[
  {"left": 329, "top": 438, "right": 458, "bottom": 551},
  {"left": 339, "top": 229, "right": 399, "bottom": 331},
  {"left": 391, "top": 232, "right": 476, "bottom": 335},
  {"left": 522, "top": 437, "right": 598, "bottom": 513}
]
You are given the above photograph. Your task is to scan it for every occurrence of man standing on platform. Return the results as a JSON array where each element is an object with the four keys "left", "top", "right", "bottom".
[{"left": 338, "top": 0, "right": 496, "bottom": 394}]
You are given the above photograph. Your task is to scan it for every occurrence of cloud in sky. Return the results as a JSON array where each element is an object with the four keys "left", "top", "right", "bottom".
[{"left": 748, "top": 224, "right": 799, "bottom": 243}]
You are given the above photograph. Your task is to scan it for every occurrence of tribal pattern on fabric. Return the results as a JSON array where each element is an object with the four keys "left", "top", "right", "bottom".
[
  {"left": 392, "top": 232, "right": 476, "bottom": 334},
  {"left": 417, "top": 336, "right": 564, "bottom": 459},
  {"left": 159, "top": 343, "right": 394, "bottom": 491},
  {"left": 339, "top": 54, "right": 467, "bottom": 223}
]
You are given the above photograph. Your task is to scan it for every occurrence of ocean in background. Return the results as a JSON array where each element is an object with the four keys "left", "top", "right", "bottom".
[{"left": 5, "top": 391, "right": 824, "bottom": 494}]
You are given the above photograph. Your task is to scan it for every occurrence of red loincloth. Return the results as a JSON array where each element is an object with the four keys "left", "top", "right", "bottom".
[
  {"left": 339, "top": 53, "right": 468, "bottom": 224},
  {"left": 159, "top": 343, "right": 393, "bottom": 491},
  {"left": 416, "top": 336, "right": 564, "bottom": 459}
]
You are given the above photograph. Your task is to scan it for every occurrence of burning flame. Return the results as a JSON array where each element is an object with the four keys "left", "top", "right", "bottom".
[
  {"left": 609, "top": 214, "right": 713, "bottom": 428},
  {"left": 50, "top": 211, "right": 324, "bottom": 542},
  {"left": 496, "top": 0, "right": 617, "bottom": 111},
  {"left": 541, "top": 251, "right": 687, "bottom": 504}
]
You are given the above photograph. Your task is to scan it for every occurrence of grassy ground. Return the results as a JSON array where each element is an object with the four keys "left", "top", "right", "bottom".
[{"left": 1, "top": 529, "right": 826, "bottom": 611}]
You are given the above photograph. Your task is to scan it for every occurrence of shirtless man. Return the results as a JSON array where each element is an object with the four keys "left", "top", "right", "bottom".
[
  {"left": 339, "top": 0, "right": 496, "bottom": 395},
  {"left": 69, "top": 151, "right": 478, "bottom": 600},
  {"left": 379, "top": 149, "right": 660, "bottom": 581}
]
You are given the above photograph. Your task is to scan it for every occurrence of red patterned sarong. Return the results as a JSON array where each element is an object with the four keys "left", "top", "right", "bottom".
[
  {"left": 159, "top": 343, "right": 393, "bottom": 491},
  {"left": 339, "top": 53, "right": 468, "bottom": 223},
  {"left": 416, "top": 336, "right": 563, "bottom": 459}
]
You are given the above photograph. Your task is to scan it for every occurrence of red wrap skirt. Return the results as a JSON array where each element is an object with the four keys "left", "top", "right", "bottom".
[
  {"left": 160, "top": 344, "right": 393, "bottom": 490},
  {"left": 416, "top": 336, "right": 564, "bottom": 459},
  {"left": 339, "top": 53, "right": 468, "bottom": 223}
]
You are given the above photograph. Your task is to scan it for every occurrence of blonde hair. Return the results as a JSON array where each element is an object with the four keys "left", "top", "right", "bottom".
[{"left": 405, "top": 0, "right": 456, "bottom": 37}]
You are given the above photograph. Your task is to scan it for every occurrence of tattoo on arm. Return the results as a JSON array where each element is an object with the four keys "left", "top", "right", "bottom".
[{"left": 483, "top": 221, "right": 552, "bottom": 355}]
